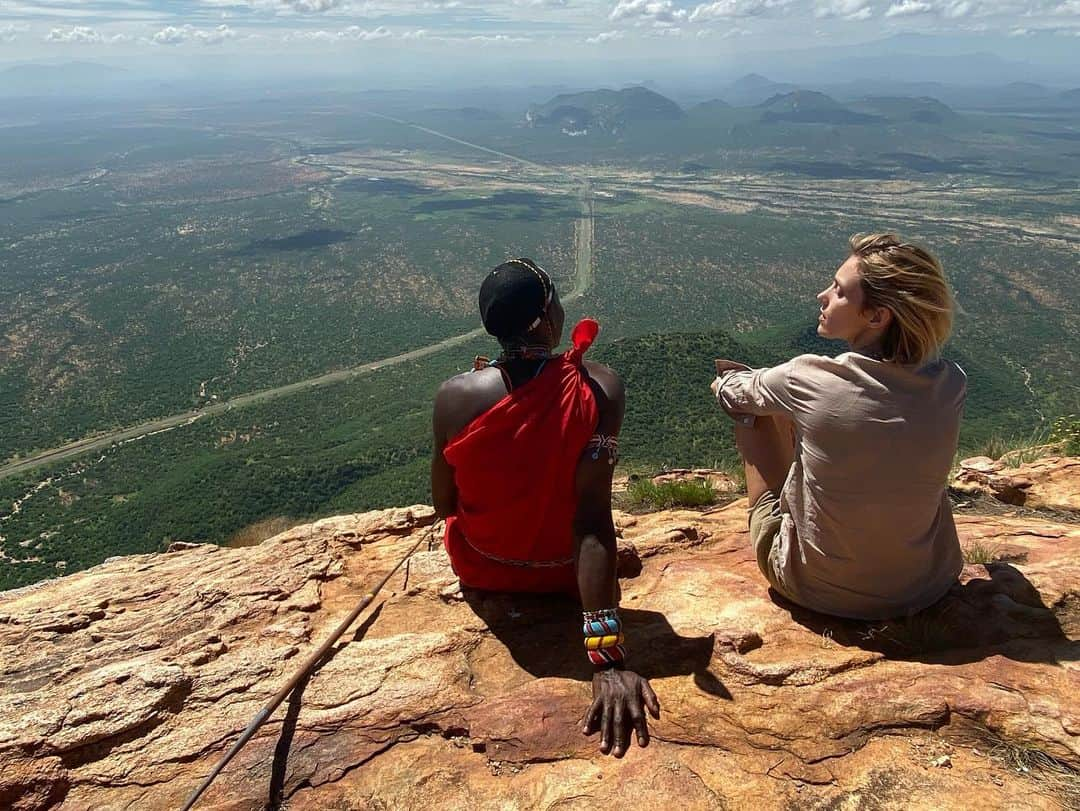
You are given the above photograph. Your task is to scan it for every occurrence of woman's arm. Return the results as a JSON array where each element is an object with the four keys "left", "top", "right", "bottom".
[{"left": 713, "top": 358, "right": 801, "bottom": 418}]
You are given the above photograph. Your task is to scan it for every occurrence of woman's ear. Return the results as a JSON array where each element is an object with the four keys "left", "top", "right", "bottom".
[{"left": 867, "top": 306, "right": 893, "bottom": 329}]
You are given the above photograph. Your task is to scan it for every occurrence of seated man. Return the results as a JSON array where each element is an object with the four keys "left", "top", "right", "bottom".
[
  {"left": 432, "top": 257, "right": 659, "bottom": 758},
  {"left": 711, "top": 233, "right": 966, "bottom": 620}
]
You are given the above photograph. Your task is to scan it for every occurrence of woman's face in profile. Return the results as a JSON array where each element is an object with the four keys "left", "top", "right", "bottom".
[{"left": 816, "top": 255, "right": 872, "bottom": 343}]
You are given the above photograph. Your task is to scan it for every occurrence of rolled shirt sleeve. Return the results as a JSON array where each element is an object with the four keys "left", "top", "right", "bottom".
[{"left": 716, "top": 360, "right": 799, "bottom": 418}]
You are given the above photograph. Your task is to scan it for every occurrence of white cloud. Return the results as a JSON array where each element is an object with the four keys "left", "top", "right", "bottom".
[
  {"left": 470, "top": 33, "right": 532, "bottom": 42},
  {"left": 884, "top": 0, "right": 933, "bottom": 16},
  {"left": 814, "top": 0, "right": 873, "bottom": 20},
  {"left": 1050, "top": 0, "right": 1080, "bottom": 13},
  {"left": 45, "top": 26, "right": 128, "bottom": 44},
  {"left": 286, "top": 25, "right": 393, "bottom": 40},
  {"left": 339, "top": 24, "right": 393, "bottom": 38},
  {"left": 689, "top": 0, "right": 791, "bottom": 21},
  {"left": 152, "top": 24, "right": 239, "bottom": 45},
  {"left": 200, "top": 0, "right": 347, "bottom": 11},
  {"left": 282, "top": 0, "right": 345, "bottom": 10},
  {"left": 941, "top": 0, "right": 975, "bottom": 17},
  {"left": 0, "top": 24, "right": 25, "bottom": 43},
  {"left": 610, "top": 0, "right": 688, "bottom": 23},
  {"left": 586, "top": 29, "right": 624, "bottom": 42}
]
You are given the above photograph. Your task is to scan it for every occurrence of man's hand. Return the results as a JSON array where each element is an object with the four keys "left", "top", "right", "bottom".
[{"left": 581, "top": 668, "right": 661, "bottom": 757}]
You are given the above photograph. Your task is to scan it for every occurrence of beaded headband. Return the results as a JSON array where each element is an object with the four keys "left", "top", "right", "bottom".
[{"left": 505, "top": 258, "right": 554, "bottom": 331}]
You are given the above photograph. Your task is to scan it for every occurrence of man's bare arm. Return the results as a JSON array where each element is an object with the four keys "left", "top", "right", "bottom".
[
  {"left": 574, "top": 363, "right": 624, "bottom": 610},
  {"left": 431, "top": 380, "right": 460, "bottom": 519},
  {"left": 575, "top": 362, "right": 660, "bottom": 758}
]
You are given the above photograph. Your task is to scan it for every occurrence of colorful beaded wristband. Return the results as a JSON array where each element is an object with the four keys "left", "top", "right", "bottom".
[
  {"left": 584, "top": 633, "right": 624, "bottom": 651},
  {"left": 582, "top": 608, "right": 625, "bottom": 666}
]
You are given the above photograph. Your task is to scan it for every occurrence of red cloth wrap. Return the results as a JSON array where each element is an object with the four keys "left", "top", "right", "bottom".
[{"left": 443, "top": 318, "right": 600, "bottom": 592}]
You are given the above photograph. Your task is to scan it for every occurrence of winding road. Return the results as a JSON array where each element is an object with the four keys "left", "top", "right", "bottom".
[{"left": 0, "top": 118, "right": 594, "bottom": 482}]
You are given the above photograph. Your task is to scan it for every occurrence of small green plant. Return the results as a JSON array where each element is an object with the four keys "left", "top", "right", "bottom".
[
  {"left": 962, "top": 541, "right": 1001, "bottom": 565},
  {"left": 978, "top": 433, "right": 1010, "bottom": 462},
  {"left": 961, "top": 724, "right": 1080, "bottom": 808},
  {"left": 1049, "top": 414, "right": 1080, "bottom": 456},
  {"left": 625, "top": 478, "right": 718, "bottom": 511},
  {"left": 712, "top": 457, "right": 747, "bottom": 493},
  {"left": 973, "top": 428, "right": 1052, "bottom": 465}
]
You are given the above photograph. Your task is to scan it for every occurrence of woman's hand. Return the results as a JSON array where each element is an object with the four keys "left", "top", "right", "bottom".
[
  {"left": 712, "top": 359, "right": 756, "bottom": 425},
  {"left": 581, "top": 668, "right": 661, "bottom": 757},
  {"left": 712, "top": 359, "right": 751, "bottom": 397},
  {"left": 715, "top": 358, "right": 752, "bottom": 375}
]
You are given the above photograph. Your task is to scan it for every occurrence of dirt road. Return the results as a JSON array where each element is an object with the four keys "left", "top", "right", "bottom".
[{"left": 0, "top": 120, "right": 594, "bottom": 482}]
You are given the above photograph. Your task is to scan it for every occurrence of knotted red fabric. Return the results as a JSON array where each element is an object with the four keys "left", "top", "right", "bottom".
[{"left": 443, "top": 318, "right": 601, "bottom": 592}]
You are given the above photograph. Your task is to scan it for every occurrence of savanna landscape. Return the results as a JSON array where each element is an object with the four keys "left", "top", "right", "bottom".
[{"left": 1, "top": 80, "right": 1078, "bottom": 590}]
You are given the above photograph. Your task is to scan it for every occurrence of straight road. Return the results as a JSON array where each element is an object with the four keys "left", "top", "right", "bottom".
[{"left": 0, "top": 121, "right": 594, "bottom": 482}]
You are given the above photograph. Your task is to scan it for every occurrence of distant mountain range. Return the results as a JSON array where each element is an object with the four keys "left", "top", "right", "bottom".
[
  {"left": 848, "top": 96, "right": 960, "bottom": 125},
  {"left": 757, "top": 91, "right": 880, "bottom": 125},
  {"left": 527, "top": 82, "right": 982, "bottom": 137},
  {"left": 719, "top": 73, "right": 798, "bottom": 107},
  {"left": 716, "top": 74, "right": 1080, "bottom": 113},
  {"left": 525, "top": 86, "right": 683, "bottom": 135}
]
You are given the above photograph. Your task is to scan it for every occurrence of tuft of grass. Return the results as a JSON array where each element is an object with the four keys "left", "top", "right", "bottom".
[
  {"left": 977, "top": 433, "right": 1012, "bottom": 462},
  {"left": 227, "top": 516, "right": 303, "bottom": 548},
  {"left": 962, "top": 541, "right": 1002, "bottom": 565},
  {"left": 973, "top": 430, "right": 1052, "bottom": 465},
  {"left": 960, "top": 724, "right": 1080, "bottom": 808},
  {"left": 625, "top": 478, "right": 718, "bottom": 511},
  {"left": 1049, "top": 414, "right": 1080, "bottom": 456},
  {"left": 712, "top": 457, "right": 747, "bottom": 492}
]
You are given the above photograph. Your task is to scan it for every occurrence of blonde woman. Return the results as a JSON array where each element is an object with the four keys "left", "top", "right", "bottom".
[{"left": 711, "top": 233, "right": 966, "bottom": 620}]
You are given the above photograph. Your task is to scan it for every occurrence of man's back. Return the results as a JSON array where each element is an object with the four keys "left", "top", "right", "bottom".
[{"left": 431, "top": 328, "right": 621, "bottom": 592}]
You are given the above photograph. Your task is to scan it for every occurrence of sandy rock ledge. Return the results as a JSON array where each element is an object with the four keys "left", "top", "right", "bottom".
[{"left": 1, "top": 495, "right": 1078, "bottom": 810}]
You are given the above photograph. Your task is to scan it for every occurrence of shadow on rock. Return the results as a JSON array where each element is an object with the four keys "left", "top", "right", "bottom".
[
  {"left": 781, "top": 563, "right": 1077, "bottom": 665},
  {"left": 463, "top": 589, "right": 729, "bottom": 698},
  {"left": 265, "top": 603, "right": 385, "bottom": 810}
]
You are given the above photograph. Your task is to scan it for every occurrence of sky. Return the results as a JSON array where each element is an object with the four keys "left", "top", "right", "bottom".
[{"left": 0, "top": 1, "right": 1078, "bottom": 84}]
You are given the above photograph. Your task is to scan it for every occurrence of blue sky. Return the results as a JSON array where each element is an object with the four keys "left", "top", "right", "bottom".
[{"left": 1, "top": 1, "right": 1077, "bottom": 78}]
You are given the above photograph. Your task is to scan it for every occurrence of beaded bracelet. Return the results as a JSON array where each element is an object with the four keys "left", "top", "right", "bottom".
[
  {"left": 582, "top": 608, "right": 626, "bottom": 666},
  {"left": 586, "top": 434, "right": 619, "bottom": 466}
]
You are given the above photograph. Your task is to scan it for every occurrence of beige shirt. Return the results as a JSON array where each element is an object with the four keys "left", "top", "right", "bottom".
[{"left": 718, "top": 352, "right": 966, "bottom": 620}]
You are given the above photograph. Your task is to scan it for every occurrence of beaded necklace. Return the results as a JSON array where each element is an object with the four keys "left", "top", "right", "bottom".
[{"left": 498, "top": 344, "right": 553, "bottom": 363}]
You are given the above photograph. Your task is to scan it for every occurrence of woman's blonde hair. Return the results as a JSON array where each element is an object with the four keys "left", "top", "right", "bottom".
[{"left": 849, "top": 233, "right": 954, "bottom": 367}]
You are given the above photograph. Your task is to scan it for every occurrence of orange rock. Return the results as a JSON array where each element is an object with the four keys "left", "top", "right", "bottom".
[
  {"left": 954, "top": 455, "right": 1080, "bottom": 512},
  {"left": 0, "top": 496, "right": 1077, "bottom": 810}
]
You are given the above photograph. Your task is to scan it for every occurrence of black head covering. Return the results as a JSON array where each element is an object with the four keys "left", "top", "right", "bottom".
[{"left": 478, "top": 258, "right": 554, "bottom": 341}]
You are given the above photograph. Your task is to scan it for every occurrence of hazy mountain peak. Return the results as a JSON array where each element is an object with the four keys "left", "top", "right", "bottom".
[{"left": 526, "top": 86, "right": 683, "bottom": 135}]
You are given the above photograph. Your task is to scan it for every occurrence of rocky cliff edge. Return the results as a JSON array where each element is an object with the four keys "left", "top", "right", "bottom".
[{"left": 1, "top": 459, "right": 1078, "bottom": 810}]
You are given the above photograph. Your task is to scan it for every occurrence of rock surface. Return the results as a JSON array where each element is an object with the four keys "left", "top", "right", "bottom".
[
  {"left": 1, "top": 491, "right": 1078, "bottom": 810},
  {"left": 954, "top": 455, "right": 1080, "bottom": 513}
]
